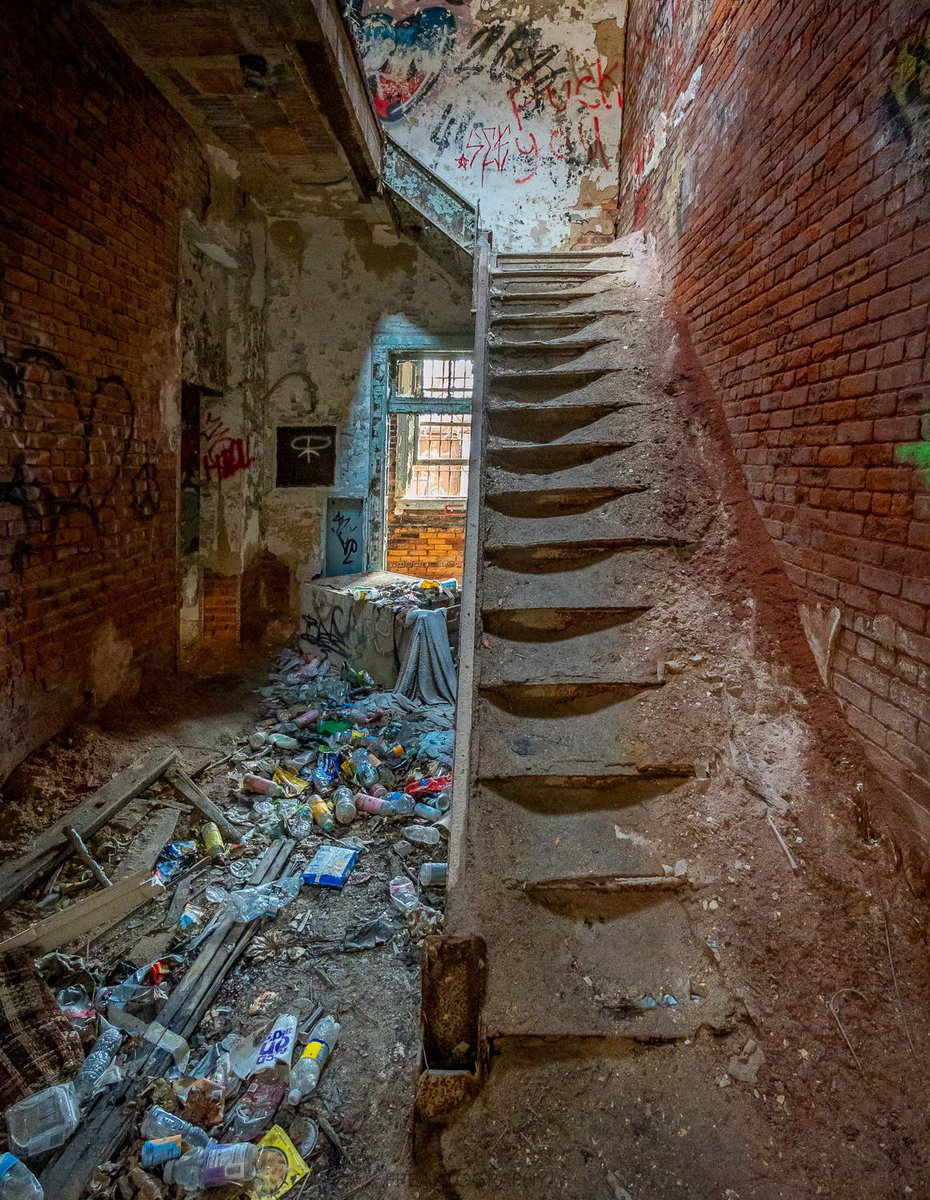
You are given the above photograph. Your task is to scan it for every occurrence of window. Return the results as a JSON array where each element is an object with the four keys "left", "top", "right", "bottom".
[
  {"left": 402, "top": 412, "right": 471, "bottom": 500},
  {"left": 395, "top": 356, "right": 474, "bottom": 403},
  {"left": 391, "top": 353, "right": 473, "bottom": 505}
]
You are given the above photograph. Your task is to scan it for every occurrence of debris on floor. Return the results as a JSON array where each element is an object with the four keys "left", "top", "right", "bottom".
[{"left": 0, "top": 647, "right": 455, "bottom": 1199}]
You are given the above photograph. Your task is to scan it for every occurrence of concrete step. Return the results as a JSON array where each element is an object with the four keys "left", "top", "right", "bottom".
[
  {"left": 483, "top": 535, "right": 689, "bottom": 574},
  {"left": 485, "top": 438, "right": 636, "bottom": 476},
  {"left": 478, "top": 621, "right": 656, "bottom": 685},
  {"left": 485, "top": 402, "right": 645, "bottom": 445},
  {"left": 481, "top": 547, "right": 668, "bottom": 610},
  {"left": 484, "top": 483, "right": 647, "bottom": 518},
  {"left": 480, "top": 604, "right": 650, "bottom": 643}
]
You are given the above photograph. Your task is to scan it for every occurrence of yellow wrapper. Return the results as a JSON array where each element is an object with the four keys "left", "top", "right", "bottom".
[
  {"left": 247, "top": 1125, "right": 309, "bottom": 1199},
  {"left": 273, "top": 766, "right": 309, "bottom": 797}
]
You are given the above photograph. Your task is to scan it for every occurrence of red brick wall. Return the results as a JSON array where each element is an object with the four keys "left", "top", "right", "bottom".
[
  {"left": 621, "top": 1, "right": 930, "bottom": 831},
  {"left": 385, "top": 415, "right": 466, "bottom": 579},
  {"left": 203, "top": 572, "right": 241, "bottom": 647},
  {"left": 0, "top": 0, "right": 208, "bottom": 778}
]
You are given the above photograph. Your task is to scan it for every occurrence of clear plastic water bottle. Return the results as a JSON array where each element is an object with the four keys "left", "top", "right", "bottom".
[
  {"left": 72, "top": 1019, "right": 122, "bottom": 1103},
  {"left": 419, "top": 862, "right": 448, "bottom": 888},
  {"left": 287, "top": 1015, "right": 340, "bottom": 1105},
  {"left": 388, "top": 793, "right": 415, "bottom": 817},
  {"left": 163, "top": 1141, "right": 260, "bottom": 1190},
  {"left": 413, "top": 802, "right": 442, "bottom": 822},
  {"left": 333, "top": 786, "right": 357, "bottom": 825},
  {"left": 0, "top": 1154, "right": 43, "bottom": 1200},
  {"left": 140, "top": 1105, "right": 210, "bottom": 1149}
]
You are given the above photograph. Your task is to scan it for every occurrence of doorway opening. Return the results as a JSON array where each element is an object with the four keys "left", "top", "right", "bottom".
[{"left": 386, "top": 353, "right": 473, "bottom": 582}]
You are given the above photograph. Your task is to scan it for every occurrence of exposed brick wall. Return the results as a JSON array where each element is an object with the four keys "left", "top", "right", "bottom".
[
  {"left": 202, "top": 572, "right": 241, "bottom": 647},
  {"left": 0, "top": 0, "right": 208, "bottom": 779},
  {"left": 621, "top": 1, "right": 930, "bottom": 832},
  {"left": 385, "top": 415, "right": 466, "bottom": 580}
]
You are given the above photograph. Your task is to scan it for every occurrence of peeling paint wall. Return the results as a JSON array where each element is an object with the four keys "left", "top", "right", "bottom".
[
  {"left": 261, "top": 215, "right": 472, "bottom": 597},
  {"left": 347, "top": 0, "right": 627, "bottom": 250}
]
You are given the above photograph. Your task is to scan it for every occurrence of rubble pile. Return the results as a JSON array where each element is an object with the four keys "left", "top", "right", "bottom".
[{"left": 0, "top": 647, "right": 455, "bottom": 1199}]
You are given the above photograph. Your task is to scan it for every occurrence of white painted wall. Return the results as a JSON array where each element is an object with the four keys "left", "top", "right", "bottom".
[{"left": 347, "top": 0, "right": 627, "bottom": 250}]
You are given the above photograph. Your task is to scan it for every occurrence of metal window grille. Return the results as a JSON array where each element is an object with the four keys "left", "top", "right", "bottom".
[
  {"left": 395, "top": 355, "right": 474, "bottom": 401},
  {"left": 403, "top": 412, "right": 471, "bottom": 500}
]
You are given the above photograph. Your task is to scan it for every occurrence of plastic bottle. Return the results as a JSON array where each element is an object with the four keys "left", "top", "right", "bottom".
[
  {"left": 402, "top": 824, "right": 441, "bottom": 847},
  {"left": 243, "top": 774, "right": 284, "bottom": 798},
  {"left": 287, "top": 1015, "right": 340, "bottom": 1105},
  {"left": 140, "top": 1105, "right": 211, "bottom": 1149},
  {"left": 419, "top": 862, "right": 448, "bottom": 888},
  {"left": 388, "top": 793, "right": 415, "bottom": 817},
  {"left": 200, "top": 822, "right": 225, "bottom": 863},
  {"left": 268, "top": 734, "right": 299, "bottom": 752},
  {"left": 0, "top": 1155, "right": 43, "bottom": 1200},
  {"left": 294, "top": 709, "right": 319, "bottom": 729},
  {"left": 163, "top": 1141, "right": 259, "bottom": 1190},
  {"left": 350, "top": 749, "right": 379, "bottom": 789},
  {"left": 413, "top": 802, "right": 442, "bottom": 822},
  {"left": 332, "top": 786, "right": 357, "bottom": 826},
  {"left": 354, "top": 792, "right": 392, "bottom": 816},
  {"left": 72, "top": 1019, "right": 122, "bottom": 1103},
  {"left": 310, "top": 796, "right": 335, "bottom": 832}
]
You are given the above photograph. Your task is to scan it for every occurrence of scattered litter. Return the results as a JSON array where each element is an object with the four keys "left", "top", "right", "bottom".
[{"left": 344, "top": 915, "right": 399, "bottom": 951}]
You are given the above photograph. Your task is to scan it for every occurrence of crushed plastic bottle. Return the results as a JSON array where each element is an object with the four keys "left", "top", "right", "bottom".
[
  {"left": 72, "top": 1018, "right": 122, "bottom": 1103},
  {"left": 223, "top": 874, "right": 303, "bottom": 923},
  {"left": 401, "top": 825, "right": 441, "bottom": 847},
  {"left": 412, "top": 802, "right": 442, "bottom": 822},
  {"left": 287, "top": 1015, "right": 340, "bottom": 1105},
  {"left": 354, "top": 793, "right": 392, "bottom": 816},
  {"left": 6, "top": 1084, "right": 79, "bottom": 1158},
  {"left": 163, "top": 1141, "right": 261, "bottom": 1190},
  {"left": 140, "top": 1105, "right": 211, "bottom": 1149},
  {"left": 0, "top": 1154, "right": 43, "bottom": 1200}
]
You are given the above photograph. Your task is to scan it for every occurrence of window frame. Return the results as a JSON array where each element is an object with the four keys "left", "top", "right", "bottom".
[{"left": 389, "top": 351, "right": 474, "bottom": 512}]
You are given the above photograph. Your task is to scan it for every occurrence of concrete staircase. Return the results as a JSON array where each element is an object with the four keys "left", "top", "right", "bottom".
[{"left": 416, "top": 239, "right": 780, "bottom": 1197}]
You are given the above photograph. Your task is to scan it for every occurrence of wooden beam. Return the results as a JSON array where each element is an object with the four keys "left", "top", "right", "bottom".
[
  {"left": 165, "top": 766, "right": 241, "bottom": 843},
  {"left": 0, "top": 748, "right": 176, "bottom": 912},
  {"left": 0, "top": 871, "right": 164, "bottom": 955}
]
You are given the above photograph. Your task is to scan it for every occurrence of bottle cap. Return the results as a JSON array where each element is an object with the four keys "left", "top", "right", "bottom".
[{"left": 0, "top": 1153, "right": 16, "bottom": 1182}]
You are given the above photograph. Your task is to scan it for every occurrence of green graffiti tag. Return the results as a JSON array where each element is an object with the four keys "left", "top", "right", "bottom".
[{"left": 894, "top": 415, "right": 930, "bottom": 483}]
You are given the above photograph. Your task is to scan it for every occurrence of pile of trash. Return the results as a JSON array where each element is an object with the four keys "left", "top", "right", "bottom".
[{"left": 0, "top": 647, "right": 455, "bottom": 1199}]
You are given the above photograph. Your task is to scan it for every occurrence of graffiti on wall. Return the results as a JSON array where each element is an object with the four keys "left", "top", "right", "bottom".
[
  {"left": 0, "top": 342, "right": 160, "bottom": 573},
  {"left": 884, "top": 16, "right": 930, "bottom": 178},
  {"left": 895, "top": 414, "right": 930, "bottom": 485},
  {"left": 345, "top": 0, "right": 472, "bottom": 122},
  {"left": 201, "top": 411, "right": 255, "bottom": 483},
  {"left": 347, "top": 1, "right": 625, "bottom": 189}
]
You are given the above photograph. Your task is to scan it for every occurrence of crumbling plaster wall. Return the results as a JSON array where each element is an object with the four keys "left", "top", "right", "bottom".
[
  {"left": 347, "top": 0, "right": 627, "bottom": 250},
  {"left": 261, "top": 216, "right": 472, "bottom": 594}
]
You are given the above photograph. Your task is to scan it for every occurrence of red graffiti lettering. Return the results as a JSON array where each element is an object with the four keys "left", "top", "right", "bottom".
[
  {"left": 578, "top": 115, "right": 610, "bottom": 169},
  {"left": 514, "top": 132, "right": 539, "bottom": 183},
  {"left": 464, "top": 124, "right": 512, "bottom": 185},
  {"left": 202, "top": 436, "right": 255, "bottom": 483}
]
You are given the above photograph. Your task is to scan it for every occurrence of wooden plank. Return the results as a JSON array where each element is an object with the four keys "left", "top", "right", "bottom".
[
  {"left": 165, "top": 766, "right": 241, "bottom": 843},
  {"left": 0, "top": 871, "right": 164, "bottom": 955},
  {"left": 112, "top": 805, "right": 181, "bottom": 883},
  {"left": 40, "top": 842, "right": 296, "bottom": 1200},
  {"left": 0, "top": 748, "right": 176, "bottom": 911}
]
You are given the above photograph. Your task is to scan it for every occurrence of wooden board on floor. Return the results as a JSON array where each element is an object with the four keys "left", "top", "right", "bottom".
[
  {"left": 0, "top": 870, "right": 165, "bottom": 955},
  {"left": 111, "top": 804, "right": 182, "bottom": 883},
  {"left": 0, "top": 748, "right": 177, "bottom": 912},
  {"left": 165, "top": 765, "right": 241, "bottom": 842}
]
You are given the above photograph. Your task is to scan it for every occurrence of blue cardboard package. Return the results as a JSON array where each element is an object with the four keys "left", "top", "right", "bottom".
[{"left": 302, "top": 845, "right": 358, "bottom": 888}]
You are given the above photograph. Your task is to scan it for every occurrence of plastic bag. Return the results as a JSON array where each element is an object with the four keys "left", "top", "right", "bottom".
[{"left": 222, "top": 875, "right": 303, "bottom": 924}]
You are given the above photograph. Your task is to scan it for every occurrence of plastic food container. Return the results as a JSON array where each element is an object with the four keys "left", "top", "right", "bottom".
[{"left": 6, "top": 1083, "right": 80, "bottom": 1158}]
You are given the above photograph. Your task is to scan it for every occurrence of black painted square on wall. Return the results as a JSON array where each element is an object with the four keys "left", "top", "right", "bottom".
[{"left": 276, "top": 425, "right": 337, "bottom": 487}]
